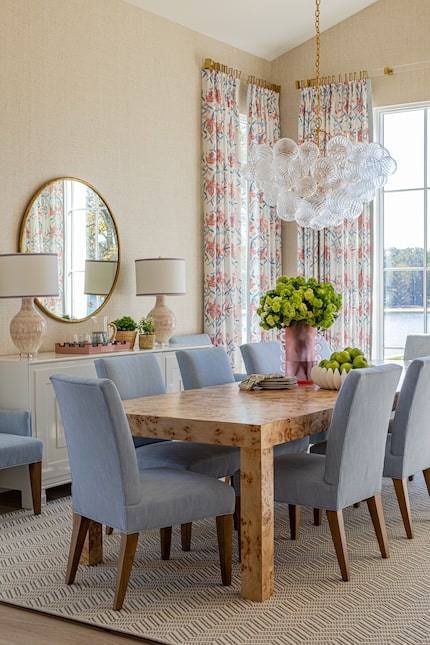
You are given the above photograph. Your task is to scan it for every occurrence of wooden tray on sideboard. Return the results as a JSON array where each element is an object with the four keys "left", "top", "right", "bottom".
[{"left": 55, "top": 341, "right": 130, "bottom": 355}]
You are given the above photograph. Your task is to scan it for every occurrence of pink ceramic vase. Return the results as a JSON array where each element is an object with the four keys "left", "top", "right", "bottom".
[{"left": 282, "top": 322, "right": 317, "bottom": 382}]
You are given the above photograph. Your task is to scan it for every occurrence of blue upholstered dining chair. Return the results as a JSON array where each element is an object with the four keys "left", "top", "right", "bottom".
[
  {"left": 403, "top": 334, "right": 430, "bottom": 361},
  {"left": 383, "top": 356, "right": 430, "bottom": 538},
  {"left": 274, "top": 363, "right": 402, "bottom": 581},
  {"left": 94, "top": 354, "right": 240, "bottom": 550},
  {"left": 0, "top": 409, "right": 43, "bottom": 515},
  {"left": 240, "top": 341, "right": 282, "bottom": 375},
  {"left": 50, "top": 373, "right": 235, "bottom": 611}
]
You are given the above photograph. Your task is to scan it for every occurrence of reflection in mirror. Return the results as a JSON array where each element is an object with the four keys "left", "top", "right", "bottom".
[{"left": 19, "top": 178, "right": 120, "bottom": 322}]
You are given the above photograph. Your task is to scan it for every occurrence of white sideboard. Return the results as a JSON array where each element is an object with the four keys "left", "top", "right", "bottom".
[{"left": 0, "top": 345, "right": 201, "bottom": 503}]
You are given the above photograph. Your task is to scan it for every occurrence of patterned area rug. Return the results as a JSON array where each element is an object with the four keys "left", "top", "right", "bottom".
[{"left": 1, "top": 475, "right": 430, "bottom": 645}]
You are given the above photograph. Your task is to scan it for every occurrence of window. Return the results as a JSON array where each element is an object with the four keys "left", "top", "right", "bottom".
[{"left": 375, "top": 104, "right": 430, "bottom": 358}]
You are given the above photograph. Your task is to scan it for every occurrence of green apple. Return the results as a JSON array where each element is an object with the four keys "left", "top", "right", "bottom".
[
  {"left": 319, "top": 359, "right": 329, "bottom": 368},
  {"left": 325, "top": 360, "right": 340, "bottom": 371},
  {"left": 350, "top": 348, "right": 364, "bottom": 360},
  {"left": 339, "top": 362, "right": 353, "bottom": 373},
  {"left": 330, "top": 352, "right": 341, "bottom": 362},
  {"left": 337, "top": 350, "right": 352, "bottom": 364},
  {"left": 352, "top": 355, "right": 369, "bottom": 369}
]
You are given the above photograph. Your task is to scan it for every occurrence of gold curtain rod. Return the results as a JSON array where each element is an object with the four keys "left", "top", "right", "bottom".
[
  {"left": 247, "top": 75, "right": 281, "bottom": 94},
  {"left": 295, "top": 69, "right": 368, "bottom": 89},
  {"left": 204, "top": 58, "right": 241, "bottom": 79}
]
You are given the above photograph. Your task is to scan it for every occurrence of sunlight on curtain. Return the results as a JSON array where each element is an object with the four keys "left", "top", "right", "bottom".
[
  {"left": 201, "top": 66, "right": 242, "bottom": 368},
  {"left": 247, "top": 83, "right": 282, "bottom": 343},
  {"left": 297, "top": 78, "right": 372, "bottom": 355}
]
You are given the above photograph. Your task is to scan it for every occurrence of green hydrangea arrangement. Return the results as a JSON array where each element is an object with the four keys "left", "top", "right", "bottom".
[{"left": 257, "top": 275, "right": 342, "bottom": 331}]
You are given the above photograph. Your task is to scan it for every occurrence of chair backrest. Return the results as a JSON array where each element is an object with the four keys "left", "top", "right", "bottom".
[
  {"left": 240, "top": 341, "right": 281, "bottom": 374},
  {"left": 176, "top": 346, "right": 235, "bottom": 389},
  {"left": 389, "top": 357, "right": 430, "bottom": 473},
  {"left": 94, "top": 354, "right": 166, "bottom": 399},
  {"left": 324, "top": 363, "right": 402, "bottom": 507},
  {"left": 169, "top": 333, "right": 212, "bottom": 346},
  {"left": 50, "top": 373, "right": 141, "bottom": 528},
  {"left": 404, "top": 334, "right": 430, "bottom": 360}
]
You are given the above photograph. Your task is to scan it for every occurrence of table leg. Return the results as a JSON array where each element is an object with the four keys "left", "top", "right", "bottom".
[{"left": 240, "top": 446, "right": 274, "bottom": 601}]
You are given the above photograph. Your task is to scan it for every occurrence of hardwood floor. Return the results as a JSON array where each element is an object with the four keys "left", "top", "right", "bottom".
[
  {"left": 0, "top": 487, "right": 161, "bottom": 645},
  {"left": 0, "top": 603, "right": 160, "bottom": 645}
]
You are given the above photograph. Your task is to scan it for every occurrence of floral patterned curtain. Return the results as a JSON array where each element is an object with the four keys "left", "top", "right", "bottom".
[
  {"left": 297, "top": 78, "right": 372, "bottom": 355},
  {"left": 247, "top": 83, "right": 282, "bottom": 342},
  {"left": 201, "top": 66, "right": 242, "bottom": 368}
]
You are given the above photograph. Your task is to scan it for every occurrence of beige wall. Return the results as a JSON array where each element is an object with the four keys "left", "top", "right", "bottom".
[
  {"left": 0, "top": 0, "right": 272, "bottom": 355},
  {"left": 1, "top": 0, "right": 428, "bottom": 356},
  {"left": 272, "top": 0, "right": 430, "bottom": 274}
]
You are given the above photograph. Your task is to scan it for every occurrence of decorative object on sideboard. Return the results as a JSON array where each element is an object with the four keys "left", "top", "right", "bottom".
[
  {"left": 135, "top": 257, "right": 186, "bottom": 346},
  {"left": 110, "top": 316, "right": 137, "bottom": 350},
  {"left": 55, "top": 341, "right": 130, "bottom": 355},
  {"left": 137, "top": 315, "right": 156, "bottom": 349},
  {"left": 243, "top": 0, "right": 396, "bottom": 229},
  {"left": 0, "top": 253, "right": 58, "bottom": 360}
]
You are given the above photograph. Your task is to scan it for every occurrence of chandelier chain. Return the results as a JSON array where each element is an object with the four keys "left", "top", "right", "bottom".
[{"left": 315, "top": 0, "right": 322, "bottom": 149}]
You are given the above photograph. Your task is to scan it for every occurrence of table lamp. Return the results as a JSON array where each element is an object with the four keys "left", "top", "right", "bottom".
[
  {"left": 84, "top": 260, "right": 118, "bottom": 296},
  {"left": 0, "top": 253, "right": 59, "bottom": 359},
  {"left": 135, "top": 257, "right": 186, "bottom": 345}
]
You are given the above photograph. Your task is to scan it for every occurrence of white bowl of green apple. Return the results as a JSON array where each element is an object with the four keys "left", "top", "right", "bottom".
[{"left": 311, "top": 347, "right": 371, "bottom": 390}]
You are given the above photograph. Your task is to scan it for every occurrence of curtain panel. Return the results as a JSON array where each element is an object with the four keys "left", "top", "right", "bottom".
[
  {"left": 247, "top": 83, "right": 282, "bottom": 343},
  {"left": 201, "top": 67, "right": 242, "bottom": 368},
  {"left": 297, "top": 78, "right": 372, "bottom": 355}
]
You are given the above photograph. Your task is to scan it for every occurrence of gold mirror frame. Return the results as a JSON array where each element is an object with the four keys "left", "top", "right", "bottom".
[{"left": 19, "top": 177, "right": 120, "bottom": 323}]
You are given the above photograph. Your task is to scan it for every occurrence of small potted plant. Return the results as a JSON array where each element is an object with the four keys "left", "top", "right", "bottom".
[
  {"left": 137, "top": 315, "right": 156, "bottom": 349},
  {"left": 110, "top": 316, "right": 137, "bottom": 350}
]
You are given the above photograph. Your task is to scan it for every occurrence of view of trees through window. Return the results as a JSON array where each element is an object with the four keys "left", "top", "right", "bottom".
[{"left": 378, "top": 104, "right": 430, "bottom": 357}]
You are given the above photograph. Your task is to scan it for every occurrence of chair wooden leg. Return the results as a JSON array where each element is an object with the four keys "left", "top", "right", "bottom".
[
  {"left": 289, "top": 504, "right": 300, "bottom": 539},
  {"left": 106, "top": 526, "right": 114, "bottom": 535},
  {"left": 353, "top": 502, "right": 361, "bottom": 508},
  {"left": 160, "top": 526, "right": 172, "bottom": 560},
  {"left": 66, "top": 513, "right": 90, "bottom": 584},
  {"left": 114, "top": 533, "right": 139, "bottom": 611},
  {"left": 216, "top": 514, "right": 233, "bottom": 586},
  {"left": 28, "top": 461, "right": 42, "bottom": 515},
  {"left": 409, "top": 474, "right": 414, "bottom": 482},
  {"left": 422, "top": 468, "right": 430, "bottom": 496},
  {"left": 366, "top": 493, "right": 390, "bottom": 557},
  {"left": 326, "top": 509, "right": 350, "bottom": 581},
  {"left": 181, "top": 522, "right": 192, "bottom": 551},
  {"left": 313, "top": 508, "right": 322, "bottom": 526},
  {"left": 392, "top": 478, "right": 413, "bottom": 539}
]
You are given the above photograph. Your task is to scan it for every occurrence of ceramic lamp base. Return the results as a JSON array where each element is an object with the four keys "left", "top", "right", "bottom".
[
  {"left": 10, "top": 297, "right": 46, "bottom": 360},
  {"left": 148, "top": 295, "right": 176, "bottom": 345}
]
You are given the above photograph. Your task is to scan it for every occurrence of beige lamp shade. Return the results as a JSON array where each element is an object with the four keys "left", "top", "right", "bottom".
[
  {"left": 0, "top": 253, "right": 59, "bottom": 359},
  {"left": 135, "top": 257, "right": 186, "bottom": 296},
  {"left": 0, "top": 253, "right": 59, "bottom": 298},
  {"left": 135, "top": 257, "right": 186, "bottom": 345},
  {"left": 84, "top": 260, "right": 118, "bottom": 295}
]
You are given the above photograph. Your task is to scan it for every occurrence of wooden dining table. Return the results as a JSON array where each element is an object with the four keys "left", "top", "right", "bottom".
[{"left": 122, "top": 381, "right": 340, "bottom": 602}]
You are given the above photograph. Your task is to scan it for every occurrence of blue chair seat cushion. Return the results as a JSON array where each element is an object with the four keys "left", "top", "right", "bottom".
[
  {"left": 0, "top": 433, "right": 43, "bottom": 469},
  {"left": 75, "top": 467, "right": 236, "bottom": 534},
  {"left": 136, "top": 441, "right": 240, "bottom": 479}
]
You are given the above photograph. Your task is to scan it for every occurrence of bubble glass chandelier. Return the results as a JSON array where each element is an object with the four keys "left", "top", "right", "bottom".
[{"left": 244, "top": 0, "right": 397, "bottom": 229}]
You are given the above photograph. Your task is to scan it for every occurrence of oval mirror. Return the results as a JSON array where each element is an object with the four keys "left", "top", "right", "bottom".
[{"left": 19, "top": 178, "right": 120, "bottom": 322}]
